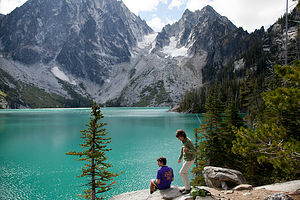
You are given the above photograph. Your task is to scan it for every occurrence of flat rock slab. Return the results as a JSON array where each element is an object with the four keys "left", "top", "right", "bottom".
[
  {"left": 109, "top": 186, "right": 185, "bottom": 200},
  {"left": 109, "top": 189, "right": 149, "bottom": 200},
  {"left": 254, "top": 180, "right": 300, "bottom": 192}
]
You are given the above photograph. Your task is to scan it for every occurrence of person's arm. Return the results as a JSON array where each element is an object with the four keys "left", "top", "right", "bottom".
[
  {"left": 178, "top": 147, "right": 183, "bottom": 163},
  {"left": 171, "top": 169, "right": 174, "bottom": 182},
  {"left": 156, "top": 179, "right": 161, "bottom": 184}
]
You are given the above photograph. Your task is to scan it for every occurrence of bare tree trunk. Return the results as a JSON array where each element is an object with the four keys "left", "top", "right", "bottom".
[
  {"left": 92, "top": 157, "right": 95, "bottom": 200},
  {"left": 91, "top": 129, "right": 96, "bottom": 200}
]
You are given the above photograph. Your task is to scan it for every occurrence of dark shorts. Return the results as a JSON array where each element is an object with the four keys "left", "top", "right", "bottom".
[
  {"left": 151, "top": 180, "right": 170, "bottom": 190},
  {"left": 151, "top": 180, "right": 159, "bottom": 189}
]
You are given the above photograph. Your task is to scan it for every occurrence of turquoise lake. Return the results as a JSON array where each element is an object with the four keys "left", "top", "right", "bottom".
[{"left": 0, "top": 107, "right": 202, "bottom": 199}]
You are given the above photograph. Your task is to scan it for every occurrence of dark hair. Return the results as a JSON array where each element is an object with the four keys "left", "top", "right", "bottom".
[
  {"left": 175, "top": 129, "right": 186, "bottom": 138},
  {"left": 157, "top": 157, "right": 167, "bottom": 165}
]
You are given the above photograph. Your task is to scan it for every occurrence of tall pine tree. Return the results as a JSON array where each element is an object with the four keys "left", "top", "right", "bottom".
[
  {"left": 219, "top": 97, "right": 245, "bottom": 169},
  {"left": 191, "top": 87, "right": 224, "bottom": 185},
  {"left": 233, "top": 62, "right": 300, "bottom": 182},
  {"left": 66, "top": 102, "right": 119, "bottom": 200}
]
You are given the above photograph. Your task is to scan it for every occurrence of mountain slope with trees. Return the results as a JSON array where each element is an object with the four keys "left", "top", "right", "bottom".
[{"left": 189, "top": 3, "right": 300, "bottom": 186}]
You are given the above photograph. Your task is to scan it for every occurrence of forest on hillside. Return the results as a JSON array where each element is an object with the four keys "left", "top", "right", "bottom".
[{"left": 182, "top": 3, "right": 300, "bottom": 186}]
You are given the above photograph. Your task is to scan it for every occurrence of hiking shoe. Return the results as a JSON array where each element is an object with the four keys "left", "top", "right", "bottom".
[
  {"left": 181, "top": 189, "right": 191, "bottom": 194},
  {"left": 179, "top": 188, "right": 185, "bottom": 193}
]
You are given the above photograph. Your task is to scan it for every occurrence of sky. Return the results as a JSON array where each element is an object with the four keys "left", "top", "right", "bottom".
[{"left": 0, "top": 0, "right": 297, "bottom": 33}]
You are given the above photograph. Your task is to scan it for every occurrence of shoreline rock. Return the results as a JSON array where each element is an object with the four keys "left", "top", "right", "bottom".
[{"left": 109, "top": 180, "right": 300, "bottom": 200}]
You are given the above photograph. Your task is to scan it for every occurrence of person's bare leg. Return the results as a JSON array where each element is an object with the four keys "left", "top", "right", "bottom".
[{"left": 150, "top": 179, "right": 155, "bottom": 194}]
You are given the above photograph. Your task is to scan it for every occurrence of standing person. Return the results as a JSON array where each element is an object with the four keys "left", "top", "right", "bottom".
[
  {"left": 176, "top": 129, "right": 196, "bottom": 194},
  {"left": 150, "top": 157, "right": 174, "bottom": 194}
]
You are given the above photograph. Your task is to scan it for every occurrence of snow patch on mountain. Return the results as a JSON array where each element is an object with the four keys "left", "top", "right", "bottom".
[
  {"left": 51, "top": 66, "right": 76, "bottom": 85},
  {"left": 137, "top": 33, "right": 158, "bottom": 49},
  {"left": 162, "top": 37, "right": 189, "bottom": 58}
]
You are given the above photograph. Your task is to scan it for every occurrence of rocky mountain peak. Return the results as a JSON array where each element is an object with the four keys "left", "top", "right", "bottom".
[
  {"left": 152, "top": 5, "right": 237, "bottom": 56},
  {"left": 0, "top": 0, "right": 152, "bottom": 84},
  {"left": 1, "top": 0, "right": 296, "bottom": 108}
]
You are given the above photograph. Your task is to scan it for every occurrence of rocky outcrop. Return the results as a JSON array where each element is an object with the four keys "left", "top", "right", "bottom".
[
  {"left": 109, "top": 181, "right": 300, "bottom": 200},
  {"left": 255, "top": 180, "right": 300, "bottom": 192},
  {"left": 202, "top": 166, "right": 246, "bottom": 190},
  {"left": 109, "top": 186, "right": 193, "bottom": 200}
]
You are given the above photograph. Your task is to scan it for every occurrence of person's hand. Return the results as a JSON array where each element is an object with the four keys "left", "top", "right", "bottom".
[
  {"left": 184, "top": 148, "right": 188, "bottom": 152},
  {"left": 178, "top": 159, "right": 181, "bottom": 164}
]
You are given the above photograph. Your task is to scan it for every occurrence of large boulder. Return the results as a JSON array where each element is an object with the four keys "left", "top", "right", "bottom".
[{"left": 203, "top": 166, "right": 246, "bottom": 189}]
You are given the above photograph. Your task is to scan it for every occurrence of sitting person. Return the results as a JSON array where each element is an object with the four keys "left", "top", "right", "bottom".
[{"left": 150, "top": 157, "right": 174, "bottom": 194}]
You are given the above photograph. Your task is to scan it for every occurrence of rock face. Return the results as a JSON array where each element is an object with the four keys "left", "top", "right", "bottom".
[
  {"left": 202, "top": 166, "right": 246, "bottom": 189},
  {"left": 0, "top": 0, "right": 250, "bottom": 107},
  {"left": 0, "top": 0, "right": 152, "bottom": 83}
]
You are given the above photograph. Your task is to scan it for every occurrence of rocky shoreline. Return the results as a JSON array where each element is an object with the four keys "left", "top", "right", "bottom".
[{"left": 109, "top": 180, "right": 300, "bottom": 200}]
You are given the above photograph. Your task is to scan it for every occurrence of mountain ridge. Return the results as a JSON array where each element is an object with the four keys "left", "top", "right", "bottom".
[{"left": 0, "top": 0, "right": 298, "bottom": 108}]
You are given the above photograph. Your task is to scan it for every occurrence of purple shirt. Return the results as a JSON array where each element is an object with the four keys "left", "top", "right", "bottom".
[{"left": 156, "top": 166, "right": 174, "bottom": 189}]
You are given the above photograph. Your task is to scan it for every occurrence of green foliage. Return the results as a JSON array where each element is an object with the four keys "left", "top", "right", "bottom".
[
  {"left": 191, "top": 88, "right": 228, "bottom": 185},
  {"left": 66, "top": 103, "right": 119, "bottom": 200},
  {"left": 219, "top": 97, "right": 245, "bottom": 168},
  {"left": 178, "top": 75, "right": 241, "bottom": 114},
  {"left": 191, "top": 128, "right": 207, "bottom": 186},
  {"left": 133, "top": 80, "right": 171, "bottom": 106},
  {"left": 58, "top": 79, "right": 93, "bottom": 108},
  {"left": 233, "top": 62, "right": 300, "bottom": 182},
  {"left": 178, "top": 87, "right": 207, "bottom": 113},
  {"left": 239, "top": 72, "right": 265, "bottom": 125}
]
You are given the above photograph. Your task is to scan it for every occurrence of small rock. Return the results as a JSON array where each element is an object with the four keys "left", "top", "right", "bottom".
[
  {"left": 222, "top": 190, "right": 234, "bottom": 194},
  {"left": 233, "top": 184, "right": 253, "bottom": 191},
  {"left": 243, "top": 192, "right": 251, "bottom": 196},
  {"left": 174, "top": 194, "right": 193, "bottom": 200},
  {"left": 264, "top": 192, "right": 294, "bottom": 200}
]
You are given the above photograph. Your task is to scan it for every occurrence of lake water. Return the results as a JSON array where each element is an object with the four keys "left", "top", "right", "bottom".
[{"left": 0, "top": 107, "right": 202, "bottom": 199}]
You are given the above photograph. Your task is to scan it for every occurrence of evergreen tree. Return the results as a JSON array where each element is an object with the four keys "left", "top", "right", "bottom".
[
  {"left": 219, "top": 97, "right": 245, "bottom": 169},
  {"left": 191, "top": 127, "right": 207, "bottom": 186},
  {"left": 239, "top": 71, "right": 265, "bottom": 125},
  {"left": 66, "top": 102, "right": 119, "bottom": 200},
  {"left": 203, "top": 87, "right": 225, "bottom": 166},
  {"left": 191, "top": 87, "right": 224, "bottom": 185},
  {"left": 233, "top": 62, "right": 300, "bottom": 182}
]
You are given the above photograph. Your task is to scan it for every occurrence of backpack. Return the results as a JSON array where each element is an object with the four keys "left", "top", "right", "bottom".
[{"left": 190, "top": 187, "right": 211, "bottom": 198}]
